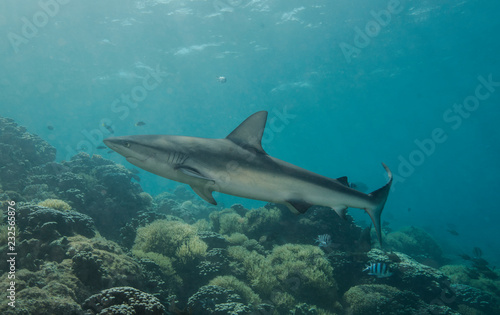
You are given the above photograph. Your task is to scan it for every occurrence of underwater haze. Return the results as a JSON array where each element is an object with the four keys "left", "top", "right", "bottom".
[{"left": 1, "top": 0, "right": 500, "bottom": 313}]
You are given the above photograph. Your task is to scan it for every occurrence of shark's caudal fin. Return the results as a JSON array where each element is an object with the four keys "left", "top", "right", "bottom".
[{"left": 366, "top": 163, "right": 393, "bottom": 246}]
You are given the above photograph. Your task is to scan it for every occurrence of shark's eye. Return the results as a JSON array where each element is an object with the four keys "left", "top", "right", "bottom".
[{"left": 123, "top": 141, "right": 131, "bottom": 148}]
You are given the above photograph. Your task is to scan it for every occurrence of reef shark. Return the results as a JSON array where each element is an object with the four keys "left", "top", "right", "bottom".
[{"left": 104, "top": 111, "right": 393, "bottom": 244}]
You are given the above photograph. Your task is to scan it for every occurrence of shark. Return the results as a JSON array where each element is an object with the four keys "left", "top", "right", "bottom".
[{"left": 104, "top": 111, "right": 393, "bottom": 244}]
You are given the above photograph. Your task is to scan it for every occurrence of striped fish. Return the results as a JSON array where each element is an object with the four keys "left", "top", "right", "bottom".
[
  {"left": 363, "top": 262, "right": 393, "bottom": 278},
  {"left": 314, "top": 234, "right": 332, "bottom": 247}
]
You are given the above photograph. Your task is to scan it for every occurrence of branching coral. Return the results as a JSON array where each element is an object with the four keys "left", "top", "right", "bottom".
[
  {"left": 210, "top": 206, "right": 283, "bottom": 237},
  {"left": 209, "top": 275, "right": 262, "bottom": 305},
  {"left": 38, "top": 198, "right": 72, "bottom": 211},
  {"left": 132, "top": 219, "right": 208, "bottom": 266},
  {"left": 227, "top": 243, "right": 337, "bottom": 308},
  {"left": 176, "top": 237, "right": 208, "bottom": 264}
]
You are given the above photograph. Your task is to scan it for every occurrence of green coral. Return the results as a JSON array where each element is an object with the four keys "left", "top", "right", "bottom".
[
  {"left": 385, "top": 226, "right": 443, "bottom": 264},
  {"left": 133, "top": 219, "right": 208, "bottom": 265},
  {"left": 440, "top": 264, "right": 500, "bottom": 303},
  {"left": 209, "top": 275, "right": 262, "bottom": 305},
  {"left": 37, "top": 198, "right": 72, "bottom": 211},
  {"left": 227, "top": 243, "right": 337, "bottom": 309},
  {"left": 225, "top": 232, "right": 249, "bottom": 245},
  {"left": 209, "top": 206, "right": 282, "bottom": 237},
  {"left": 219, "top": 212, "right": 246, "bottom": 234},
  {"left": 270, "top": 244, "right": 334, "bottom": 290},
  {"left": 131, "top": 249, "right": 176, "bottom": 276},
  {"left": 175, "top": 237, "right": 208, "bottom": 264},
  {"left": 193, "top": 219, "right": 212, "bottom": 232},
  {"left": 343, "top": 284, "right": 401, "bottom": 315},
  {"left": 244, "top": 207, "right": 281, "bottom": 233}
]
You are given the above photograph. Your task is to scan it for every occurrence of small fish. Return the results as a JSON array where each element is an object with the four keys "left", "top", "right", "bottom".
[
  {"left": 458, "top": 254, "right": 471, "bottom": 261},
  {"left": 131, "top": 174, "right": 141, "bottom": 182},
  {"left": 473, "top": 247, "right": 483, "bottom": 258},
  {"left": 447, "top": 229, "right": 459, "bottom": 236},
  {"left": 314, "top": 234, "right": 332, "bottom": 247},
  {"left": 135, "top": 121, "right": 146, "bottom": 127},
  {"left": 217, "top": 76, "right": 226, "bottom": 83},
  {"left": 107, "top": 150, "right": 115, "bottom": 154},
  {"left": 102, "top": 123, "right": 114, "bottom": 134},
  {"left": 363, "top": 262, "right": 393, "bottom": 278},
  {"left": 96, "top": 145, "right": 107, "bottom": 150},
  {"left": 47, "top": 124, "right": 54, "bottom": 130},
  {"left": 128, "top": 168, "right": 140, "bottom": 174}
]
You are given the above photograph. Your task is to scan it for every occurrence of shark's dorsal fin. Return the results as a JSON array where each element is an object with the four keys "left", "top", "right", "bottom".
[
  {"left": 226, "top": 111, "right": 268, "bottom": 154},
  {"left": 336, "top": 176, "right": 349, "bottom": 187}
]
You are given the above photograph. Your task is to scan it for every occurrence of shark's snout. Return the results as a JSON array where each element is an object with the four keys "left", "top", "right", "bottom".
[{"left": 103, "top": 138, "right": 114, "bottom": 148}]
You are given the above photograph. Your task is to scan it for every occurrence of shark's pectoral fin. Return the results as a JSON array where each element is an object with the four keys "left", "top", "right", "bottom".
[
  {"left": 190, "top": 185, "right": 217, "bottom": 205},
  {"left": 176, "top": 165, "right": 213, "bottom": 181},
  {"left": 178, "top": 166, "right": 218, "bottom": 205},
  {"left": 285, "top": 199, "right": 314, "bottom": 214},
  {"left": 333, "top": 206, "right": 348, "bottom": 219}
]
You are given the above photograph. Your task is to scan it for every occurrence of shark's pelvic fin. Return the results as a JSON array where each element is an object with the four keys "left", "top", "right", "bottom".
[
  {"left": 365, "top": 163, "right": 393, "bottom": 246},
  {"left": 190, "top": 185, "right": 217, "bottom": 205},
  {"left": 333, "top": 206, "right": 348, "bottom": 219},
  {"left": 285, "top": 199, "right": 314, "bottom": 214},
  {"left": 226, "top": 111, "right": 268, "bottom": 154}
]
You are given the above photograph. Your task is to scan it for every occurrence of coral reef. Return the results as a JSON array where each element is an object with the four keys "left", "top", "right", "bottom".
[
  {"left": 0, "top": 201, "right": 148, "bottom": 315},
  {"left": 187, "top": 285, "right": 252, "bottom": 314},
  {"left": 440, "top": 264, "right": 500, "bottom": 312},
  {"left": 385, "top": 226, "right": 445, "bottom": 267},
  {"left": 343, "top": 284, "right": 457, "bottom": 315},
  {"left": 83, "top": 286, "right": 165, "bottom": 314},
  {"left": 37, "top": 198, "right": 72, "bottom": 211},
  {"left": 132, "top": 219, "right": 208, "bottom": 268},
  {"left": 0, "top": 116, "right": 151, "bottom": 241},
  {"left": 154, "top": 186, "right": 217, "bottom": 224},
  {"left": 209, "top": 275, "right": 262, "bottom": 305},
  {"left": 197, "top": 248, "right": 231, "bottom": 279},
  {"left": 0, "top": 116, "right": 56, "bottom": 193},
  {"left": 16, "top": 204, "right": 95, "bottom": 242},
  {"left": 227, "top": 243, "right": 337, "bottom": 310},
  {"left": 210, "top": 204, "right": 367, "bottom": 252}
]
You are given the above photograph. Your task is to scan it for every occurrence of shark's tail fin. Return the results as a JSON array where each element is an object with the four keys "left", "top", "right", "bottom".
[{"left": 366, "top": 163, "right": 393, "bottom": 246}]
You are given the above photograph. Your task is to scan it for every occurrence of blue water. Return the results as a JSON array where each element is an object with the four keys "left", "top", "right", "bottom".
[{"left": 1, "top": 0, "right": 499, "bottom": 266}]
